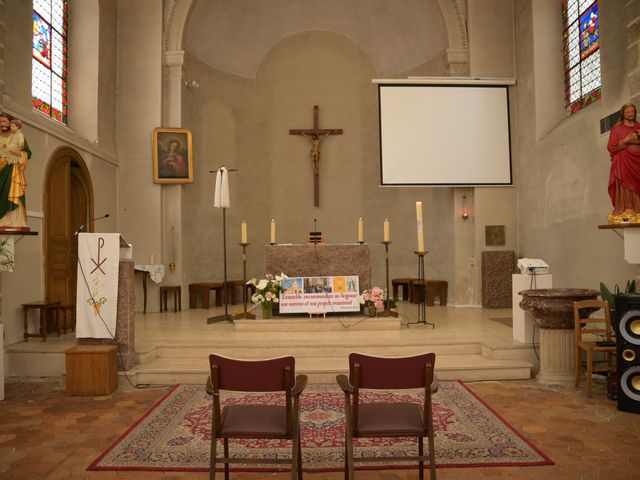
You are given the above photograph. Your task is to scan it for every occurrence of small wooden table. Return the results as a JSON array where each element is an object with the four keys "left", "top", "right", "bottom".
[
  {"left": 22, "top": 301, "right": 61, "bottom": 342},
  {"left": 160, "top": 286, "right": 181, "bottom": 312}
]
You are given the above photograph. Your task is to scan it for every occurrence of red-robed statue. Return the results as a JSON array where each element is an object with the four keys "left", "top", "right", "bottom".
[{"left": 607, "top": 103, "right": 640, "bottom": 223}]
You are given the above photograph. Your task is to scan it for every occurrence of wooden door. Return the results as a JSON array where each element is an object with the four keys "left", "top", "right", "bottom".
[
  {"left": 46, "top": 156, "right": 71, "bottom": 304},
  {"left": 45, "top": 150, "right": 93, "bottom": 306}
]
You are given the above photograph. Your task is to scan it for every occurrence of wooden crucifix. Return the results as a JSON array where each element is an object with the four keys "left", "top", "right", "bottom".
[{"left": 289, "top": 105, "right": 343, "bottom": 207}]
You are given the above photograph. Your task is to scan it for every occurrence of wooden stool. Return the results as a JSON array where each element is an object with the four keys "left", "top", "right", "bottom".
[
  {"left": 21, "top": 301, "right": 61, "bottom": 342},
  {"left": 189, "top": 282, "right": 223, "bottom": 309},
  {"left": 58, "top": 304, "right": 76, "bottom": 333},
  {"left": 160, "top": 286, "right": 182, "bottom": 312},
  {"left": 411, "top": 280, "right": 448, "bottom": 306},
  {"left": 392, "top": 278, "right": 418, "bottom": 302}
]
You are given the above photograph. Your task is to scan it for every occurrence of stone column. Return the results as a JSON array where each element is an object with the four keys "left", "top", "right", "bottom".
[{"left": 161, "top": 51, "right": 185, "bottom": 303}]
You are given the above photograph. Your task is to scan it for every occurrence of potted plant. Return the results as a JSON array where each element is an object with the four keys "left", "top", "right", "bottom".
[
  {"left": 600, "top": 280, "right": 636, "bottom": 313},
  {"left": 359, "top": 287, "right": 386, "bottom": 317},
  {"left": 247, "top": 273, "right": 287, "bottom": 319}
]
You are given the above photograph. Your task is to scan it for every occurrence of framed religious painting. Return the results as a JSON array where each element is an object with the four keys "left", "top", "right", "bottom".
[{"left": 152, "top": 127, "right": 194, "bottom": 184}]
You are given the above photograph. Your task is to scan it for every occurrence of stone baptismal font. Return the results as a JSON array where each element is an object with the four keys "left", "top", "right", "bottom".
[{"left": 519, "top": 288, "right": 600, "bottom": 383}]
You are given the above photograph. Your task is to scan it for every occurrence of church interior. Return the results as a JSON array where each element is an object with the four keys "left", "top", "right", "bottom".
[{"left": 1, "top": 0, "right": 640, "bottom": 478}]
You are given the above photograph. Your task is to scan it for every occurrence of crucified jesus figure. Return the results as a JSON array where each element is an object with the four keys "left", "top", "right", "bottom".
[
  {"left": 289, "top": 105, "right": 343, "bottom": 207},
  {"left": 302, "top": 132, "right": 330, "bottom": 175}
]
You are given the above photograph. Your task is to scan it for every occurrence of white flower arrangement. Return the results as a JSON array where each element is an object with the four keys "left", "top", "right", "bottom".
[{"left": 247, "top": 273, "right": 288, "bottom": 305}]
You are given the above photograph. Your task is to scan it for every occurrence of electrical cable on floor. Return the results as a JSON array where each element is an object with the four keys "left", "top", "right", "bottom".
[{"left": 310, "top": 240, "right": 371, "bottom": 329}]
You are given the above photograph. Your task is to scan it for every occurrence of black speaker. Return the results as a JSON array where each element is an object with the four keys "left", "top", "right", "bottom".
[{"left": 614, "top": 294, "right": 640, "bottom": 414}]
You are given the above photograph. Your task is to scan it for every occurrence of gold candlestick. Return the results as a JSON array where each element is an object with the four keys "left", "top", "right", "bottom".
[
  {"left": 235, "top": 242, "right": 256, "bottom": 319},
  {"left": 380, "top": 241, "right": 398, "bottom": 317}
]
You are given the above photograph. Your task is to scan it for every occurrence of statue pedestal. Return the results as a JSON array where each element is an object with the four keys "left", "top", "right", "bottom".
[{"left": 537, "top": 328, "right": 575, "bottom": 384}]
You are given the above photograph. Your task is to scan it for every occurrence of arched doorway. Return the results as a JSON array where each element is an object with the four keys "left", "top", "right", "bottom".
[{"left": 44, "top": 148, "right": 94, "bottom": 305}]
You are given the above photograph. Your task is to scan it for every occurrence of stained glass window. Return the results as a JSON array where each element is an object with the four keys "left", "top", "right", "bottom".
[
  {"left": 562, "top": 0, "right": 600, "bottom": 114},
  {"left": 32, "top": 0, "right": 68, "bottom": 124}
]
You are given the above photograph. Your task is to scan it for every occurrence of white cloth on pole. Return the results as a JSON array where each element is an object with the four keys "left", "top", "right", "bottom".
[
  {"left": 76, "top": 233, "right": 120, "bottom": 339},
  {"left": 213, "top": 167, "right": 230, "bottom": 208}
]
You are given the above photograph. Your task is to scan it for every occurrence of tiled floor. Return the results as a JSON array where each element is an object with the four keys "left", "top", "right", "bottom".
[
  {"left": 0, "top": 377, "right": 638, "bottom": 479},
  {"left": 3, "top": 304, "right": 639, "bottom": 478}
]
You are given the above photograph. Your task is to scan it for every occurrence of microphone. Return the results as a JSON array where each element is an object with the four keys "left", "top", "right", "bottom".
[
  {"left": 314, "top": 218, "right": 317, "bottom": 231},
  {"left": 74, "top": 213, "right": 110, "bottom": 236}
]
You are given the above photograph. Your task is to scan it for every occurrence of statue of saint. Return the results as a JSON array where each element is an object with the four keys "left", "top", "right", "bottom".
[
  {"left": 607, "top": 103, "right": 640, "bottom": 223},
  {"left": 0, "top": 113, "right": 32, "bottom": 231}
]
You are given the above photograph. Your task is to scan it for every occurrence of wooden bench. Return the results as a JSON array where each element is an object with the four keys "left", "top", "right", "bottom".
[
  {"left": 160, "top": 286, "right": 182, "bottom": 312},
  {"left": 189, "top": 282, "right": 223, "bottom": 309},
  {"left": 411, "top": 280, "right": 448, "bottom": 306},
  {"left": 392, "top": 277, "right": 419, "bottom": 302}
]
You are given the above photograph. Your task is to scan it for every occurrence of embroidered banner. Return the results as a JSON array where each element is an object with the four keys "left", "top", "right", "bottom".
[{"left": 76, "top": 233, "right": 120, "bottom": 339}]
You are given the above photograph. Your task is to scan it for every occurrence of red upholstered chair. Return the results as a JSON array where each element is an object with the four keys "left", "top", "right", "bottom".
[
  {"left": 336, "top": 352, "right": 438, "bottom": 480},
  {"left": 206, "top": 354, "right": 308, "bottom": 480}
]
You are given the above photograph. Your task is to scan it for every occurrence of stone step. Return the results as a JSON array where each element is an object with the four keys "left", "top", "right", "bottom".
[
  {"left": 122, "top": 353, "right": 532, "bottom": 386},
  {"left": 234, "top": 316, "right": 402, "bottom": 331},
  {"left": 136, "top": 339, "right": 486, "bottom": 363}
]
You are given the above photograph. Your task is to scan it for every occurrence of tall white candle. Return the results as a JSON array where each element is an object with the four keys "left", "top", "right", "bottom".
[
  {"left": 416, "top": 202, "right": 425, "bottom": 252},
  {"left": 383, "top": 219, "right": 390, "bottom": 242},
  {"left": 358, "top": 218, "right": 364, "bottom": 242},
  {"left": 270, "top": 219, "right": 276, "bottom": 244},
  {"left": 241, "top": 221, "right": 247, "bottom": 243}
]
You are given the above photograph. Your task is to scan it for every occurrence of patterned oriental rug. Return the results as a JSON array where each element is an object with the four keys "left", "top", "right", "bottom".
[{"left": 89, "top": 382, "right": 553, "bottom": 473}]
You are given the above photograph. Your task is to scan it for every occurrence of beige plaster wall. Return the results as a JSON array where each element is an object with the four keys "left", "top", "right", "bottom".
[
  {"left": 182, "top": 31, "right": 457, "bottom": 296},
  {"left": 514, "top": 0, "right": 637, "bottom": 290},
  {"left": 466, "top": 0, "right": 518, "bottom": 305},
  {"left": 0, "top": 1, "right": 120, "bottom": 344},
  {"left": 116, "top": 0, "right": 164, "bottom": 313}
]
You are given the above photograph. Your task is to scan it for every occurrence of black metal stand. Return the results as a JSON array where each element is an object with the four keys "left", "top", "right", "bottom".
[
  {"left": 235, "top": 242, "right": 256, "bottom": 319},
  {"left": 208, "top": 207, "right": 234, "bottom": 324},
  {"left": 380, "top": 241, "right": 398, "bottom": 317},
  {"left": 408, "top": 251, "right": 434, "bottom": 328}
]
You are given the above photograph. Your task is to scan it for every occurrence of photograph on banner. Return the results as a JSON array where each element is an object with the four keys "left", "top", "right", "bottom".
[{"left": 280, "top": 275, "right": 360, "bottom": 313}]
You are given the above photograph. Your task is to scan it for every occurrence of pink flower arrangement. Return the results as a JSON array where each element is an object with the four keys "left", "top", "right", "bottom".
[{"left": 359, "top": 287, "right": 386, "bottom": 310}]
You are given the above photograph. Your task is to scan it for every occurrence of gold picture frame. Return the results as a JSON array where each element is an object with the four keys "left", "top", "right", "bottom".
[{"left": 152, "top": 127, "right": 194, "bottom": 184}]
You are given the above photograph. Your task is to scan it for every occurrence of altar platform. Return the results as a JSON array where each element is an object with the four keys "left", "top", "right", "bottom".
[{"left": 4, "top": 301, "right": 536, "bottom": 385}]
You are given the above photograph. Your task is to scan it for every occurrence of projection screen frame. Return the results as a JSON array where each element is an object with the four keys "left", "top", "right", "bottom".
[{"left": 376, "top": 79, "right": 515, "bottom": 187}]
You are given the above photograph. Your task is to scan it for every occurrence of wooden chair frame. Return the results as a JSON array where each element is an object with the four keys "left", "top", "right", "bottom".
[
  {"left": 336, "top": 352, "right": 438, "bottom": 480},
  {"left": 206, "top": 354, "right": 307, "bottom": 480},
  {"left": 573, "top": 300, "right": 616, "bottom": 398}
]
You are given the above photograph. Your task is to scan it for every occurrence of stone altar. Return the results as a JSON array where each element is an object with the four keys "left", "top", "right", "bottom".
[{"left": 265, "top": 244, "right": 371, "bottom": 291}]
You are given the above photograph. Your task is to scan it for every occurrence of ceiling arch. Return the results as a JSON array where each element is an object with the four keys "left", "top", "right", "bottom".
[{"left": 172, "top": 0, "right": 461, "bottom": 79}]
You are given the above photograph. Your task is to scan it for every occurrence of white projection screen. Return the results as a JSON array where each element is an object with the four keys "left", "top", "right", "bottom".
[{"left": 378, "top": 82, "right": 513, "bottom": 186}]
